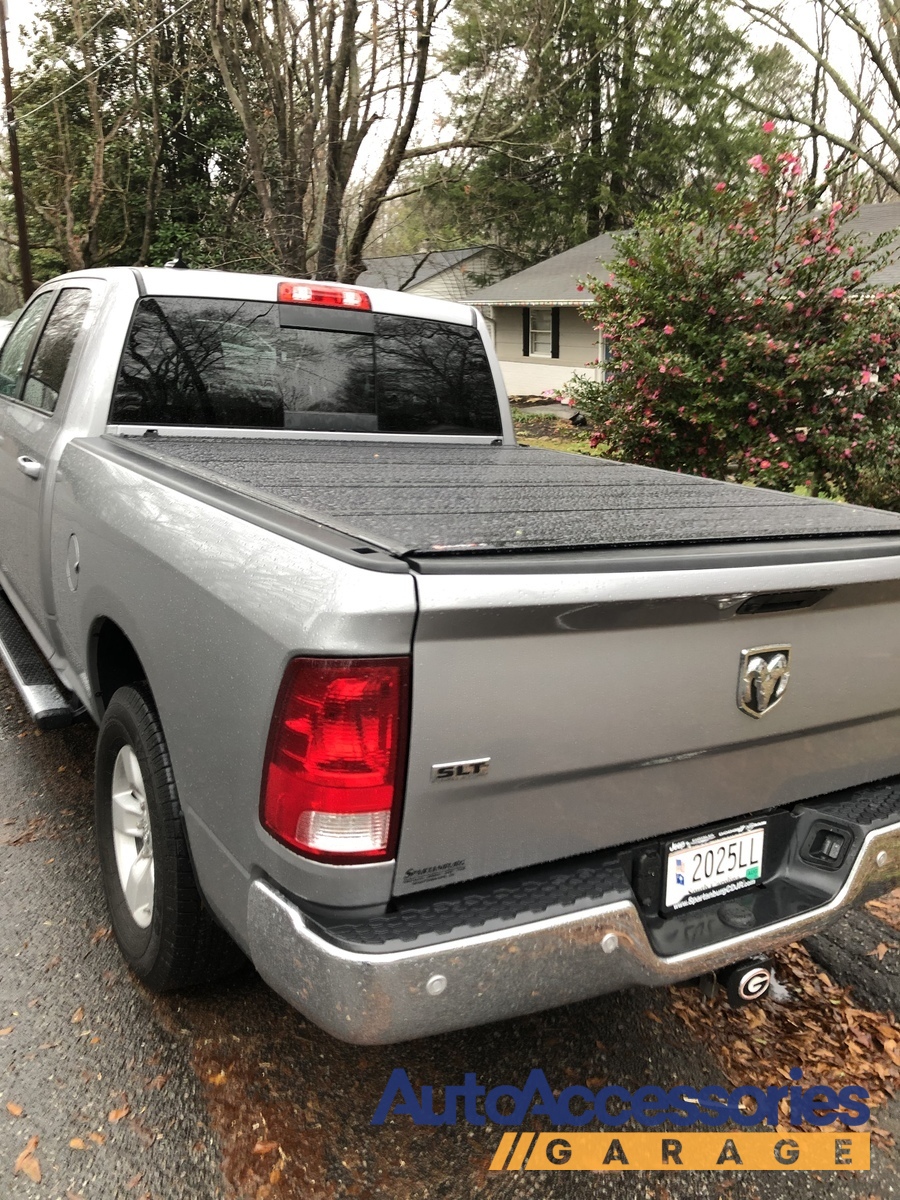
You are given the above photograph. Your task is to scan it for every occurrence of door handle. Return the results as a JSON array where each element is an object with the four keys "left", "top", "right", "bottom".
[{"left": 16, "top": 456, "right": 42, "bottom": 479}]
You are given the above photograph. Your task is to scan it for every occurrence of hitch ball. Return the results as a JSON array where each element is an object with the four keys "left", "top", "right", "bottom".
[{"left": 718, "top": 957, "right": 774, "bottom": 1007}]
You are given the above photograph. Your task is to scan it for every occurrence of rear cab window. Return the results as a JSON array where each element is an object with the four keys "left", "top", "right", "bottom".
[{"left": 110, "top": 297, "right": 502, "bottom": 436}]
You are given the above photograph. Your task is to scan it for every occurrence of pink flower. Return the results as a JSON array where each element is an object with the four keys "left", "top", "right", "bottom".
[
  {"left": 713, "top": 182, "right": 727, "bottom": 192},
  {"left": 779, "top": 461, "right": 789, "bottom": 469},
  {"left": 663, "top": 324, "right": 675, "bottom": 334},
  {"left": 784, "top": 301, "right": 794, "bottom": 312},
  {"left": 575, "top": 284, "right": 584, "bottom": 292},
  {"left": 801, "top": 256, "right": 815, "bottom": 266},
  {"left": 831, "top": 287, "right": 846, "bottom": 299},
  {"left": 768, "top": 432, "right": 779, "bottom": 442},
  {"left": 759, "top": 460, "right": 771, "bottom": 469},
  {"left": 861, "top": 370, "right": 873, "bottom": 384},
  {"left": 852, "top": 269, "right": 862, "bottom": 281},
  {"left": 747, "top": 154, "right": 770, "bottom": 176},
  {"left": 796, "top": 431, "right": 807, "bottom": 443},
  {"left": 762, "top": 120, "right": 776, "bottom": 133},
  {"left": 852, "top": 412, "right": 864, "bottom": 420}
]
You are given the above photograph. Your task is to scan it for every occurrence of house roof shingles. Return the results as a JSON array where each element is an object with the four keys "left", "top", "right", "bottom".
[
  {"left": 355, "top": 246, "right": 486, "bottom": 292},
  {"left": 467, "top": 202, "right": 900, "bottom": 306}
]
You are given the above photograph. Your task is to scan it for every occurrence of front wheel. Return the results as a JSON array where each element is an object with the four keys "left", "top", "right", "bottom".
[{"left": 95, "top": 684, "right": 243, "bottom": 991}]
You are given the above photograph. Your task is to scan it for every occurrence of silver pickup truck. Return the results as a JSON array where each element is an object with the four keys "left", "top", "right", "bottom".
[{"left": 2, "top": 266, "right": 900, "bottom": 1043}]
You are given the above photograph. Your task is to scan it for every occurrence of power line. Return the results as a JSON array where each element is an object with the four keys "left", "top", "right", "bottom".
[
  {"left": 16, "top": 0, "right": 196, "bottom": 125},
  {"left": 12, "top": 8, "right": 118, "bottom": 107}
]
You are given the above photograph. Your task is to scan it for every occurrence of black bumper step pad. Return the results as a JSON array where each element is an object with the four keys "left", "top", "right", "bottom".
[{"left": 0, "top": 592, "right": 82, "bottom": 728}]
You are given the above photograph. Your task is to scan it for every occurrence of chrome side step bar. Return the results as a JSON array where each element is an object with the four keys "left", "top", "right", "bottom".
[{"left": 0, "top": 592, "right": 84, "bottom": 729}]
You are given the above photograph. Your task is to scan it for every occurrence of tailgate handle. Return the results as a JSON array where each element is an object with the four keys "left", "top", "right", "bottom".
[{"left": 736, "top": 589, "right": 830, "bottom": 615}]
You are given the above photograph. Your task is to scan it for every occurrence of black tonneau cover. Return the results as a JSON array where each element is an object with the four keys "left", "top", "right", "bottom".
[{"left": 120, "top": 436, "right": 900, "bottom": 556}]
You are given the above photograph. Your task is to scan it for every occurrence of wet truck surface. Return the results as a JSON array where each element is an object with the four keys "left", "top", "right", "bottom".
[{"left": 0, "top": 266, "right": 899, "bottom": 1041}]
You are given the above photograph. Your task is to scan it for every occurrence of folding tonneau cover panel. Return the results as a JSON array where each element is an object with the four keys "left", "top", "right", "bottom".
[{"left": 112, "top": 437, "right": 900, "bottom": 556}]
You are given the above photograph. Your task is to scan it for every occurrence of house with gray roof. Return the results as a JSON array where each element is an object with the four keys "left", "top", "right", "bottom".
[
  {"left": 466, "top": 234, "right": 616, "bottom": 397},
  {"left": 467, "top": 202, "right": 900, "bottom": 399},
  {"left": 355, "top": 246, "right": 496, "bottom": 302}
]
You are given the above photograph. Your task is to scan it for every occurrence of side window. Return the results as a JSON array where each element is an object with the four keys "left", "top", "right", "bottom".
[
  {"left": 0, "top": 292, "right": 53, "bottom": 399},
  {"left": 21, "top": 289, "right": 91, "bottom": 413}
]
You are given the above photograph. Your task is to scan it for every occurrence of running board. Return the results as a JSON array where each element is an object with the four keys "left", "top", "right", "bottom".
[{"left": 0, "top": 592, "right": 85, "bottom": 729}]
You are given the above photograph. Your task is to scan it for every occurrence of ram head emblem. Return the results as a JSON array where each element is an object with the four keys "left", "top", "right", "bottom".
[{"left": 738, "top": 646, "right": 791, "bottom": 718}]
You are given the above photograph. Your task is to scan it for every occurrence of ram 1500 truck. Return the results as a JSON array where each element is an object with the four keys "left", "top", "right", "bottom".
[{"left": 2, "top": 266, "right": 900, "bottom": 1043}]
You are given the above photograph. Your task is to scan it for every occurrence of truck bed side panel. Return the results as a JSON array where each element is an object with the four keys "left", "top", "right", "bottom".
[{"left": 49, "top": 440, "right": 418, "bottom": 937}]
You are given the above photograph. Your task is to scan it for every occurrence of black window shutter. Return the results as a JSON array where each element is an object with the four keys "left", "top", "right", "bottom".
[
  {"left": 522, "top": 307, "right": 530, "bottom": 357},
  {"left": 551, "top": 307, "right": 560, "bottom": 359}
]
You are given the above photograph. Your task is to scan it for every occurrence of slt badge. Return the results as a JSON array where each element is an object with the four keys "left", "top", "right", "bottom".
[{"left": 737, "top": 645, "right": 791, "bottom": 718}]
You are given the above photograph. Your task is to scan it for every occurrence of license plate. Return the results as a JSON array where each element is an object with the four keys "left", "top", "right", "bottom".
[{"left": 664, "top": 821, "right": 766, "bottom": 910}]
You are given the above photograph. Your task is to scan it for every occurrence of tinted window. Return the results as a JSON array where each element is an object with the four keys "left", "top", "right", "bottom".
[
  {"left": 111, "top": 297, "right": 501, "bottom": 435},
  {"left": 0, "top": 292, "right": 53, "bottom": 399},
  {"left": 22, "top": 289, "right": 91, "bottom": 412}
]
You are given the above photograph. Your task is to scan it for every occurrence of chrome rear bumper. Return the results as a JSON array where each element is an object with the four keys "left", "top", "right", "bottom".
[{"left": 247, "top": 820, "right": 900, "bottom": 1044}]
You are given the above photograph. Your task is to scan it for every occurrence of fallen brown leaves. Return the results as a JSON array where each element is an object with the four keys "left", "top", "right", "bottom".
[
  {"left": 108, "top": 1104, "right": 130, "bottom": 1123},
  {"left": 5, "top": 1102, "right": 23, "bottom": 1117},
  {"left": 867, "top": 886, "right": 900, "bottom": 932},
  {"left": 669, "top": 942, "right": 900, "bottom": 1142},
  {"left": 14, "top": 1135, "right": 41, "bottom": 1182},
  {"left": 867, "top": 942, "right": 897, "bottom": 962},
  {"left": 0, "top": 816, "right": 47, "bottom": 846}
]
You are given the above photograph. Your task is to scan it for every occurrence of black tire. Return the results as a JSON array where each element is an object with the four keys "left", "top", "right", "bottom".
[{"left": 94, "top": 683, "right": 244, "bottom": 991}]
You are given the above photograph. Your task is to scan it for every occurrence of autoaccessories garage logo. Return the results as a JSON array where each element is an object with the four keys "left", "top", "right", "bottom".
[{"left": 372, "top": 1068, "right": 871, "bottom": 1172}]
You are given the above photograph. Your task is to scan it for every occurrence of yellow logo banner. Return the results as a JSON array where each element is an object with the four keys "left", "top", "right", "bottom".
[{"left": 489, "top": 1132, "right": 870, "bottom": 1172}]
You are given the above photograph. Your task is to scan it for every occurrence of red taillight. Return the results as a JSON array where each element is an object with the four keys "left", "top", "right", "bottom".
[
  {"left": 261, "top": 657, "right": 409, "bottom": 862},
  {"left": 277, "top": 281, "right": 372, "bottom": 310}
]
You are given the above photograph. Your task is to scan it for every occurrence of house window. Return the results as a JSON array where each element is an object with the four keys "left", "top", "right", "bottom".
[
  {"left": 522, "top": 307, "right": 560, "bottom": 358},
  {"left": 529, "top": 308, "right": 553, "bottom": 356}
]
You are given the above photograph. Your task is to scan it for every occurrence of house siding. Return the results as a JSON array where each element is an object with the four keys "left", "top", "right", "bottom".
[
  {"left": 492, "top": 307, "right": 599, "bottom": 367},
  {"left": 406, "top": 251, "right": 497, "bottom": 302},
  {"left": 488, "top": 306, "right": 602, "bottom": 396}
]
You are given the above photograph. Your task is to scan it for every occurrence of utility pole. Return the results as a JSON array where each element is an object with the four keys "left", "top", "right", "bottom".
[{"left": 0, "top": 0, "right": 33, "bottom": 300}]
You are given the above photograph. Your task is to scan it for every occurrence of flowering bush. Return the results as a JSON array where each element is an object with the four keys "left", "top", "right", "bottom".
[{"left": 560, "top": 136, "right": 900, "bottom": 509}]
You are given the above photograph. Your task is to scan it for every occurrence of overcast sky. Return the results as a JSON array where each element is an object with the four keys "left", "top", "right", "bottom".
[{"left": 4, "top": 0, "right": 34, "bottom": 70}]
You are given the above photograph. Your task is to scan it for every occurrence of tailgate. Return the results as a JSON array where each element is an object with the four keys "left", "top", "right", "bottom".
[{"left": 393, "top": 546, "right": 900, "bottom": 894}]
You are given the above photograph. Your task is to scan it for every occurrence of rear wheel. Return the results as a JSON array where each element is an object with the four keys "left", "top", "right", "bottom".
[{"left": 95, "top": 683, "right": 244, "bottom": 991}]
